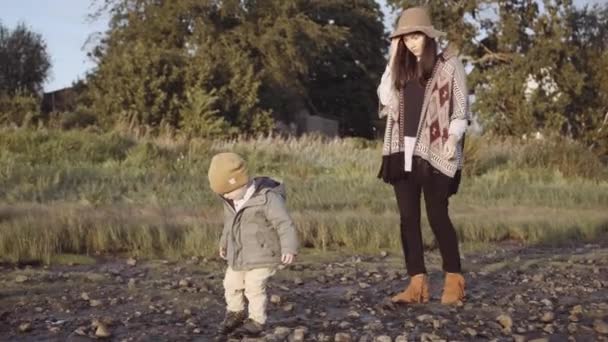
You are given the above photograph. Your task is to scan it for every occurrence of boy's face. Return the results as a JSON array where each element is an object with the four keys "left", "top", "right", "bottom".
[{"left": 222, "top": 184, "right": 247, "bottom": 201}]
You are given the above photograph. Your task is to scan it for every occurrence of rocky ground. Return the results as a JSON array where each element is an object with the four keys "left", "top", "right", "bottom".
[{"left": 1, "top": 241, "right": 607, "bottom": 342}]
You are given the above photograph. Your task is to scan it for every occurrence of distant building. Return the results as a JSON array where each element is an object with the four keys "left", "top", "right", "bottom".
[
  {"left": 275, "top": 99, "right": 340, "bottom": 137},
  {"left": 41, "top": 86, "right": 77, "bottom": 114}
]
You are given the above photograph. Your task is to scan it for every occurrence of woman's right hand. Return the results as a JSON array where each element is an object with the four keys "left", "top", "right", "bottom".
[{"left": 219, "top": 247, "right": 227, "bottom": 260}]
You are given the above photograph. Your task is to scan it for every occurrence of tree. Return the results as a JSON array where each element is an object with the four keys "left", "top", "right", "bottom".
[
  {"left": 0, "top": 22, "right": 51, "bottom": 95},
  {"left": 386, "top": 0, "right": 608, "bottom": 155},
  {"left": 86, "top": 0, "right": 386, "bottom": 137},
  {"left": 303, "top": 0, "right": 387, "bottom": 137},
  {"left": 86, "top": 0, "right": 338, "bottom": 134},
  {"left": 180, "top": 88, "right": 232, "bottom": 138}
]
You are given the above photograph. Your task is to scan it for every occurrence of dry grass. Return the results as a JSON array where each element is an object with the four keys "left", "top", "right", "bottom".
[{"left": 0, "top": 129, "right": 607, "bottom": 263}]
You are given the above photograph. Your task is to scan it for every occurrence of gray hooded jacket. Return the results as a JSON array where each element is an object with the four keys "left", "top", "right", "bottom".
[{"left": 219, "top": 177, "right": 299, "bottom": 271}]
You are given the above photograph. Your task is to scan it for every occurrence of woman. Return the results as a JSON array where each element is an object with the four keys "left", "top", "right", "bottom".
[{"left": 377, "top": 7, "right": 469, "bottom": 305}]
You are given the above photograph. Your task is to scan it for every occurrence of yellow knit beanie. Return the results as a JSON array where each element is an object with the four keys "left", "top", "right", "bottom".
[{"left": 208, "top": 152, "right": 249, "bottom": 194}]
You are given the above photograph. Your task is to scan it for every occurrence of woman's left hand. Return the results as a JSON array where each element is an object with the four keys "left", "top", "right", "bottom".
[{"left": 443, "top": 135, "right": 459, "bottom": 160}]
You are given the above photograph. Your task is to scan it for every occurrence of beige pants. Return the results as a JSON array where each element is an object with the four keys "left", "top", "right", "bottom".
[{"left": 223, "top": 267, "right": 276, "bottom": 324}]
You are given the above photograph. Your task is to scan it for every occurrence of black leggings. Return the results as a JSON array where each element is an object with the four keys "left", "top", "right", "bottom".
[{"left": 392, "top": 157, "right": 462, "bottom": 276}]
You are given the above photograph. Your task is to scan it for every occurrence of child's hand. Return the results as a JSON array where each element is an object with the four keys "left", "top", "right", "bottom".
[
  {"left": 219, "top": 247, "right": 227, "bottom": 260},
  {"left": 281, "top": 253, "right": 296, "bottom": 265}
]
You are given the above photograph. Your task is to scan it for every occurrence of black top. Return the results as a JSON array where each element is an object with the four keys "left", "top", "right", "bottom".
[
  {"left": 377, "top": 80, "right": 425, "bottom": 183},
  {"left": 403, "top": 79, "right": 425, "bottom": 137}
]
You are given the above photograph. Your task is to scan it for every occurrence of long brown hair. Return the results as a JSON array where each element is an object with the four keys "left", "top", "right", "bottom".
[{"left": 392, "top": 33, "right": 438, "bottom": 89}]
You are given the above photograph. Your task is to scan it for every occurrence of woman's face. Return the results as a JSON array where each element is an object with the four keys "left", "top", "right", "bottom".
[{"left": 402, "top": 33, "right": 426, "bottom": 58}]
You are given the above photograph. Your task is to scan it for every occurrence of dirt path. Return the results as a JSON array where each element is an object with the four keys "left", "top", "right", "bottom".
[{"left": 1, "top": 242, "right": 607, "bottom": 341}]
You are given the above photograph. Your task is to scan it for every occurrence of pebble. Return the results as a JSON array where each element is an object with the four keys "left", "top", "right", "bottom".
[
  {"left": 594, "top": 319, "right": 608, "bottom": 335},
  {"left": 95, "top": 323, "right": 111, "bottom": 338},
  {"left": 513, "top": 334, "right": 526, "bottom": 342},
  {"left": 540, "top": 312, "right": 555, "bottom": 322},
  {"left": 335, "top": 333, "right": 352, "bottom": 342},
  {"left": 270, "top": 294, "right": 282, "bottom": 304},
  {"left": 359, "top": 282, "right": 371, "bottom": 289},
  {"left": 18, "top": 322, "right": 32, "bottom": 332},
  {"left": 273, "top": 326, "right": 291, "bottom": 339},
  {"left": 90, "top": 299, "right": 103, "bottom": 307},
  {"left": 292, "top": 327, "right": 308, "bottom": 341},
  {"left": 74, "top": 326, "right": 87, "bottom": 336},
  {"left": 15, "top": 275, "right": 28, "bottom": 283},
  {"left": 416, "top": 314, "right": 433, "bottom": 322},
  {"left": 497, "top": 314, "right": 513, "bottom": 331}
]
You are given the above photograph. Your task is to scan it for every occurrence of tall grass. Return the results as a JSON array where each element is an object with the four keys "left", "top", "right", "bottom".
[{"left": 0, "top": 129, "right": 607, "bottom": 263}]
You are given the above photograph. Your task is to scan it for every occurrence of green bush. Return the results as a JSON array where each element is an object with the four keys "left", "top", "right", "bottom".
[{"left": 0, "top": 92, "right": 41, "bottom": 127}]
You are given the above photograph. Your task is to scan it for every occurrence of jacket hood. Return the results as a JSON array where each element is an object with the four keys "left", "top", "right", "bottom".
[{"left": 253, "top": 176, "right": 286, "bottom": 199}]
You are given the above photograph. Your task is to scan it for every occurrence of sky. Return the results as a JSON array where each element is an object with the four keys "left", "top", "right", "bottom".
[{"left": 0, "top": 0, "right": 604, "bottom": 92}]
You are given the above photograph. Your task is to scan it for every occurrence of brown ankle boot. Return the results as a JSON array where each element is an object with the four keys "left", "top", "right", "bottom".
[
  {"left": 441, "top": 272, "right": 465, "bottom": 305},
  {"left": 391, "top": 274, "right": 429, "bottom": 304}
]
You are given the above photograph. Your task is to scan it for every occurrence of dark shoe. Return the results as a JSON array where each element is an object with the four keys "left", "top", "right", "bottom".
[
  {"left": 233, "top": 318, "right": 264, "bottom": 337},
  {"left": 217, "top": 310, "right": 246, "bottom": 335}
]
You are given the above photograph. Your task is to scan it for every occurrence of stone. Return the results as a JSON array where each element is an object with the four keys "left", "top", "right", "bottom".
[
  {"left": 540, "top": 299, "right": 553, "bottom": 307},
  {"left": 339, "top": 321, "right": 351, "bottom": 329},
  {"left": 292, "top": 327, "right": 308, "bottom": 341},
  {"left": 90, "top": 299, "right": 103, "bottom": 307},
  {"left": 274, "top": 326, "right": 291, "bottom": 339},
  {"left": 497, "top": 314, "right": 513, "bottom": 331},
  {"left": 126, "top": 257, "right": 137, "bottom": 266},
  {"left": 465, "top": 328, "right": 477, "bottom": 337},
  {"left": 532, "top": 274, "right": 544, "bottom": 282},
  {"left": 335, "top": 333, "right": 352, "bottom": 342},
  {"left": 594, "top": 319, "right": 608, "bottom": 335},
  {"left": 359, "top": 282, "right": 371, "bottom": 289},
  {"left": 74, "top": 326, "right": 87, "bottom": 336},
  {"left": 540, "top": 312, "right": 555, "bottom": 323},
  {"left": 95, "top": 323, "right": 111, "bottom": 338},
  {"left": 18, "top": 322, "right": 32, "bottom": 332},
  {"left": 417, "top": 314, "right": 433, "bottom": 322},
  {"left": 270, "top": 294, "right": 282, "bottom": 304},
  {"left": 570, "top": 305, "right": 583, "bottom": 315},
  {"left": 513, "top": 334, "right": 526, "bottom": 342},
  {"left": 15, "top": 275, "right": 28, "bottom": 283}
]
